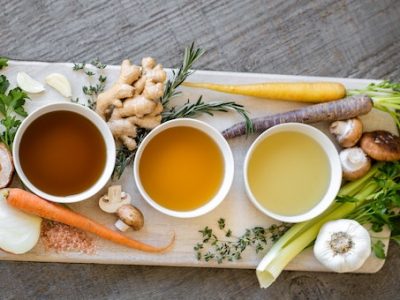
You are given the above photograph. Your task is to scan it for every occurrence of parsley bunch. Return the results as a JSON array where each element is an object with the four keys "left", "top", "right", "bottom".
[{"left": 0, "top": 68, "right": 28, "bottom": 148}]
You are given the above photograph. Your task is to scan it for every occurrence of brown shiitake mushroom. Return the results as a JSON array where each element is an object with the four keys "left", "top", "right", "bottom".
[
  {"left": 115, "top": 204, "right": 144, "bottom": 232},
  {"left": 339, "top": 147, "right": 371, "bottom": 181},
  {"left": 360, "top": 131, "right": 400, "bottom": 161},
  {"left": 330, "top": 118, "right": 363, "bottom": 148},
  {"left": 0, "top": 143, "right": 14, "bottom": 188}
]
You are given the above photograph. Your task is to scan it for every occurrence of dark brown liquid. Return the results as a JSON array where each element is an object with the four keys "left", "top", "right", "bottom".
[{"left": 19, "top": 111, "right": 106, "bottom": 196}]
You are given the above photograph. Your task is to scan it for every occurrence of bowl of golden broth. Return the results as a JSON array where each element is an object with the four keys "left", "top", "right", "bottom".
[
  {"left": 134, "top": 119, "right": 234, "bottom": 218},
  {"left": 244, "top": 123, "right": 342, "bottom": 223},
  {"left": 13, "top": 103, "right": 116, "bottom": 203}
]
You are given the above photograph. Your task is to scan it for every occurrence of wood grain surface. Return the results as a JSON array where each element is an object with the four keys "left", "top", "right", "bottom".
[{"left": 0, "top": 0, "right": 399, "bottom": 299}]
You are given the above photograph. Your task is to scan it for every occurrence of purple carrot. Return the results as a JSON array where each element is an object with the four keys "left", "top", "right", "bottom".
[{"left": 222, "top": 95, "right": 373, "bottom": 139}]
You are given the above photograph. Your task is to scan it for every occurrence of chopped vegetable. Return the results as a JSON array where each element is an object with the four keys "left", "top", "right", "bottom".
[
  {"left": 0, "top": 192, "right": 41, "bottom": 254},
  {"left": 0, "top": 143, "right": 13, "bottom": 188},
  {"left": 183, "top": 81, "right": 346, "bottom": 103},
  {"left": 5, "top": 188, "right": 174, "bottom": 253},
  {"left": 256, "top": 162, "right": 400, "bottom": 288},
  {"left": 45, "top": 73, "right": 72, "bottom": 97},
  {"left": 16, "top": 72, "right": 45, "bottom": 93},
  {"left": 222, "top": 95, "right": 373, "bottom": 139},
  {"left": 313, "top": 219, "right": 371, "bottom": 273}
]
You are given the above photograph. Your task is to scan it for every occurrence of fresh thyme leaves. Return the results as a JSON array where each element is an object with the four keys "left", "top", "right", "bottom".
[
  {"left": 372, "top": 240, "right": 386, "bottom": 259},
  {"left": 0, "top": 57, "right": 8, "bottom": 70},
  {"left": 0, "top": 73, "right": 28, "bottom": 148},
  {"left": 162, "top": 97, "right": 253, "bottom": 132},
  {"left": 161, "top": 42, "right": 205, "bottom": 107},
  {"left": 195, "top": 218, "right": 290, "bottom": 263},
  {"left": 72, "top": 59, "right": 107, "bottom": 110}
]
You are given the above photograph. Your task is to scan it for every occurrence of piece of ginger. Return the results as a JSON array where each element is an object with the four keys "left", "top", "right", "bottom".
[{"left": 96, "top": 57, "right": 166, "bottom": 151}]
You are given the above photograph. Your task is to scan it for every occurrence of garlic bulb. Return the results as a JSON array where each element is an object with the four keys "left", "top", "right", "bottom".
[
  {"left": 0, "top": 192, "right": 42, "bottom": 254},
  {"left": 313, "top": 219, "right": 371, "bottom": 273}
]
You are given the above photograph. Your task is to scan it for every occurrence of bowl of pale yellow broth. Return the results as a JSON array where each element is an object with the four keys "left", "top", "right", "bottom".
[
  {"left": 134, "top": 118, "right": 234, "bottom": 218},
  {"left": 244, "top": 123, "right": 342, "bottom": 223}
]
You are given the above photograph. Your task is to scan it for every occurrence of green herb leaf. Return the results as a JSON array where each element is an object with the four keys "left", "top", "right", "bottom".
[
  {"left": 372, "top": 240, "right": 386, "bottom": 259},
  {"left": 0, "top": 57, "right": 8, "bottom": 70}
]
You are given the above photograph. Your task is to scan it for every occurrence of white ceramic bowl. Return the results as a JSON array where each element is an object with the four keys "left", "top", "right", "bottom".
[
  {"left": 13, "top": 102, "right": 116, "bottom": 203},
  {"left": 134, "top": 118, "right": 234, "bottom": 218},
  {"left": 244, "top": 123, "right": 342, "bottom": 223}
]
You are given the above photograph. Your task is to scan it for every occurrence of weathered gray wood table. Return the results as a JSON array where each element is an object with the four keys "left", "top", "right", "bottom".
[{"left": 1, "top": 0, "right": 399, "bottom": 299}]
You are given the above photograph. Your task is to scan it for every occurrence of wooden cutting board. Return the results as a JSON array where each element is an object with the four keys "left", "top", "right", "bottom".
[{"left": 0, "top": 60, "right": 395, "bottom": 272}]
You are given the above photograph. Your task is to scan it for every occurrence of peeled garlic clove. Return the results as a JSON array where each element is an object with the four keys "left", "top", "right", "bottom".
[
  {"left": 45, "top": 73, "right": 72, "bottom": 98},
  {"left": 16, "top": 72, "right": 45, "bottom": 93}
]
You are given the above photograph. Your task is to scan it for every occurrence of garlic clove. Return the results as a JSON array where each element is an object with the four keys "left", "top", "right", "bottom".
[
  {"left": 16, "top": 72, "right": 45, "bottom": 93},
  {"left": 45, "top": 73, "right": 72, "bottom": 97}
]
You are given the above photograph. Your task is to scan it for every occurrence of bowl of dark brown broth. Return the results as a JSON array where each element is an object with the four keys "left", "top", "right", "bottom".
[{"left": 13, "top": 103, "right": 116, "bottom": 203}]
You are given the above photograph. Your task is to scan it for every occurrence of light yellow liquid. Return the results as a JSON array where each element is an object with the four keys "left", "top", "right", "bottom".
[
  {"left": 247, "top": 131, "right": 330, "bottom": 216},
  {"left": 139, "top": 127, "right": 224, "bottom": 211}
]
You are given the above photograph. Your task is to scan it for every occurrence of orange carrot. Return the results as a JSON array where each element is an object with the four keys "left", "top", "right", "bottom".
[
  {"left": 5, "top": 188, "right": 174, "bottom": 253},
  {"left": 183, "top": 81, "right": 346, "bottom": 103}
]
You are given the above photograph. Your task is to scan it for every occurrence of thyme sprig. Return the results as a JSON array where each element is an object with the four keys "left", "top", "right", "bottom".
[
  {"left": 195, "top": 218, "right": 290, "bottom": 263},
  {"left": 72, "top": 59, "right": 107, "bottom": 110}
]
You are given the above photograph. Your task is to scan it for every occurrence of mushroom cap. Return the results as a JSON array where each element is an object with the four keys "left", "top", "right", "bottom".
[
  {"left": 330, "top": 118, "right": 363, "bottom": 148},
  {"left": 360, "top": 131, "right": 400, "bottom": 161},
  {"left": 340, "top": 147, "right": 371, "bottom": 181},
  {"left": 99, "top": 192, "right": 131, "bottom": 213},
  {"left": 0, "top": 143, "right": 13, "bottom": 188},
  {"left": 117, "top": 204, "right": 144, "bottom": 231}
]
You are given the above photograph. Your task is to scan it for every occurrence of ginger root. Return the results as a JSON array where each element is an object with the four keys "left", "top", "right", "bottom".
[{"left": 96, "top": 58, "right": 166, "bottom": 150}]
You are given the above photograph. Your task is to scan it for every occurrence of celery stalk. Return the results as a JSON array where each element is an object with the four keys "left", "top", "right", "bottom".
[{"left": 256, "top": 181, "right": 378, "bottom": 288}]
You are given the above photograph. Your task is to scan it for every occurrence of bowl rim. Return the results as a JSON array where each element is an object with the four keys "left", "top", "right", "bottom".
[
  {"left": 133, "top": 118, "right": 234, "bottom": 218},
  {"left": 13, "top": 102, "right": 116, "bottom": 203},
  {"left": 243, "top": 123, "right": 342, "bottom": 223}
]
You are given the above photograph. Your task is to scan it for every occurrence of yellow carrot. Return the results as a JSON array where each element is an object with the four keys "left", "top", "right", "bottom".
[{"left": 183, "top": 81, "right": 346, "bottom": 103}]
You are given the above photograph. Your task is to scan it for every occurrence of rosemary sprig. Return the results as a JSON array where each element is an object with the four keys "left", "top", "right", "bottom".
[
  {"left": 72, "top": 59, "right": 107, "bottom": 110},
  {"left": 161, "top": 42, "right": 204, "bottom": 107},
  {"left": 195, "top": 218, "right": 290, "bottom": 263},
  {"left": 162, "top": 97, "right": 252, "bottom": 132}
]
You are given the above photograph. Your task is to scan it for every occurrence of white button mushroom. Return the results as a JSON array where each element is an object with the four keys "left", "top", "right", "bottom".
[
  {"left": 99, "top": 185, "right": 144, "bottom": 232},
  {"left": 313, "top": 219, "right": 371, "bottom": 273},
  {"left": 339, "top": 147, "right": 371, "bottom": 181},
  {"left": 330, "top": 118, "right": 363, "bottom": 148}
]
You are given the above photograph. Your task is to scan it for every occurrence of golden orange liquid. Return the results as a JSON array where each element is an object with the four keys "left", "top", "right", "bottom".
[
  {"left": 19, "top": 111, "right": 106, "bottom": 196},
  {"left": 139, "top": 127, "right": 224, "bottom": 211},
  {"left": 247, "top": 131, "right": 330, "bottom": 216}
]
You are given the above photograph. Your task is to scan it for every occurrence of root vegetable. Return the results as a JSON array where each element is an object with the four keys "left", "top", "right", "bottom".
[
  {"left": 5, "top": 188, "right": 174, "bottom": 253},
  {"left": 222, "top": 95, "right": 373, "bottom": 139},
  {"left": 96, "top": 58, "right": 166, "bottom": 151},
  {"left": 183, "top": 81, "right": 346, "bottom": 103}
]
